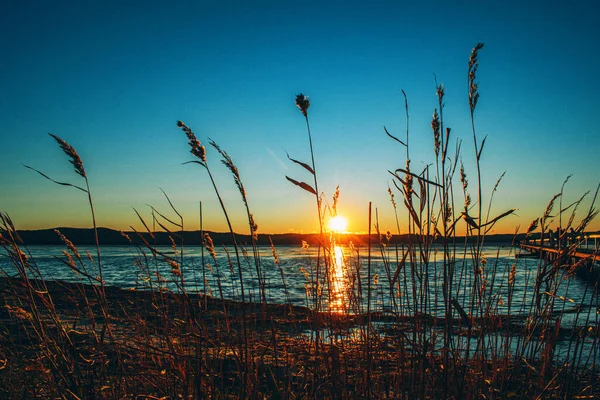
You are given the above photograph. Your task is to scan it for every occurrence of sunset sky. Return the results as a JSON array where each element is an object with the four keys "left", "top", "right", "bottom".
[{"left": 1, "top": 0, "right": 599, "bottom": 235}]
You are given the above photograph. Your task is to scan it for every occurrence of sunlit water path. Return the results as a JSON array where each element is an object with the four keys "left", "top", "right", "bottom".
[{"left": 2, "top": 244, "right": 597, "bottom": 323}]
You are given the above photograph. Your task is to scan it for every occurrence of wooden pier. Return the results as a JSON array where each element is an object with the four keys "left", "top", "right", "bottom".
[
  {"left": 519, "top": 243, "right": 600, "bottom": 263},
  {"left": 519, "top": 235, "right": 600, "bottom": 282}
]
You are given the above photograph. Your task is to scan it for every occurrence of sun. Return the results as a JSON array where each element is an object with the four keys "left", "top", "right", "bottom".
[{"left": 328, "top": 215, "right": 348, "bottom": 233}]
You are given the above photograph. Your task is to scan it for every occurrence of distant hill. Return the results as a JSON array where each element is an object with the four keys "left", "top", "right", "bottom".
[
  {"left": 14, "top": 227, "right": 310, "bottom": 246},
  {"left": 12, "top": 227, "right": 522, "bottom": 247}
]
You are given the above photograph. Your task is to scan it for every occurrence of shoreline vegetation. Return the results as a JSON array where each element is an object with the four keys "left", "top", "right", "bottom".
[
  {"left": 1, "top": 273, "right": 599, "bottom": 399},
  {"left": 2, "top": 44, "right": 599, "bottom": 398}
]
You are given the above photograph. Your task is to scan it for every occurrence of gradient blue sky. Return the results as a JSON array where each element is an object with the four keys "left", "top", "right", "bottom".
[{"left": 1, "top": 0, "right": 599, "bottom": 235}]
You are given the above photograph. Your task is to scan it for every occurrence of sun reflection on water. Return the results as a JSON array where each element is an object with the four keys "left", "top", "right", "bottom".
[{"left": 329, "top": 245, "right": 349, "bottom": 313}]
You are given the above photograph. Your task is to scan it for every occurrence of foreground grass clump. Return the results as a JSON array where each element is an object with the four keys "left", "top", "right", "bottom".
[
  {"left": 0, "top": 271, "right": 598, "bottom": 399},
  {"left": 1, "top": 43, "right": 599, "bottom": 399}
]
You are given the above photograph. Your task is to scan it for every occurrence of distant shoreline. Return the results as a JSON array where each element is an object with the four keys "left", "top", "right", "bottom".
[{"left": 14, "top": 227, "right": 525, "bottom": 246}]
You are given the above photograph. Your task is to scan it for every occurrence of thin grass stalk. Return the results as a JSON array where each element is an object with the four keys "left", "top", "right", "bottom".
[
  {"left": 210, "top": 139, "right": 265, "bottom": 306},
  {"left": 390, "top": 90, "right": 423, "bottom": 394},
  {"left": 294, "top": 94, "right": 325, "bottom": 308},
  {"left": 200, "top": 201, "right": 207, "bottom": 310},
  {"left": 436, "top": 107, "right": 458, "bottom": 389},
  {"left": 433, "top": 84, "right": 457, "bottom": 385},
  {"left": 293, "top": 94, "right": 330, "bottom": 393},
  {"left": 270, "top": 237, "right": 289, "bottom": 306},
  {"left": 375, "top": 210, "right": 396, "bottom": 313},
  {"left": 176, "top": 121, "right": 248, "bottom": 391},
  {"left": 462, "top": 43, "right": 485, "bottom": 375},
  {"left": 366, "top": 201, "right": 372, "bottom": 399},
  {"left": 160, "top": 189, "right": 185, "bottom": 283},
  {"left": 304, "top": 122, "right": 327, "bottom": 311},
  {"left": 25, "top": 134, "right": 112, "bottom": 342}
]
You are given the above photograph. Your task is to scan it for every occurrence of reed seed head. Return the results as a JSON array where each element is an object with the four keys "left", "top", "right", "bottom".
[
  {"left": 300, "top": 267, "right": 309, "bottom": 280},
  {"left": 270, "top": 241, "right": 280, "bottom": 265},
  {"left": 460, "top": 163, "right": 468, "bottom": 190},
  {"left": 169, "top": 236, "right": 180, "bottom": 256},
  {"left": 541, "top": 194, "right": 560, "bottom": 229},
  {"left": 49, "top": 133, "right": 86, "bottom": 178},
  {"left": 295, "top": 93, "right": 310, "bottom": 117},
  {"left": 204, "top": 233, "right": 216, "bottom": 260},
  {"left": 509, "top": 265, "right": 516, "bottom": 285},
  {"left": 431, "top": 109, "right": 441, "bottom": 157},
  {"left": 526, "top": 218, "right": 539, "bottom": 234},
  {"left": 249, "top": 213, "right": 258, "bottom": 240},
  {"left": 332, "top": 185, "right": 340, "bottom": 216},
  {"left": 55, "top": 229, "right": 81, "bottom": 259},
  {"left": 468, "top": 43, "right": 484, "bottom": 114},
  {"left": 169, "top": 260, "right": 182, "bottom": 277},
  {"left": 387, "top": 186, "right": 397, "bottom": 209},
  {"left": 61, "top": 250, "right": 76, "bottom": 269},
  {"left": 404, "top": 159, "right": 414, "bottom": 198},
  {"left": 176, "top": 121, "right": 206, "bottom": 162},
  {"left": 436, "top": 83, "right": 445, "bottom": 103},
  {"left": 304, "top": 282, "right": 311, "bottom": 297},
  {"left": 468, "top": 43, "right": 484, "bottom": 69},
  {"left": 120, "top": 231, "right": 132, "bottom": 242},
  {"left": 210, "top": 139, "right": 248, "bottom": 202}
]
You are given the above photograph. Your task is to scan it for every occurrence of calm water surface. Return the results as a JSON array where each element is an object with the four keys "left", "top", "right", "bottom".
[{"left": 2, "top": 244, "right": 598, "bottom": 323}]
